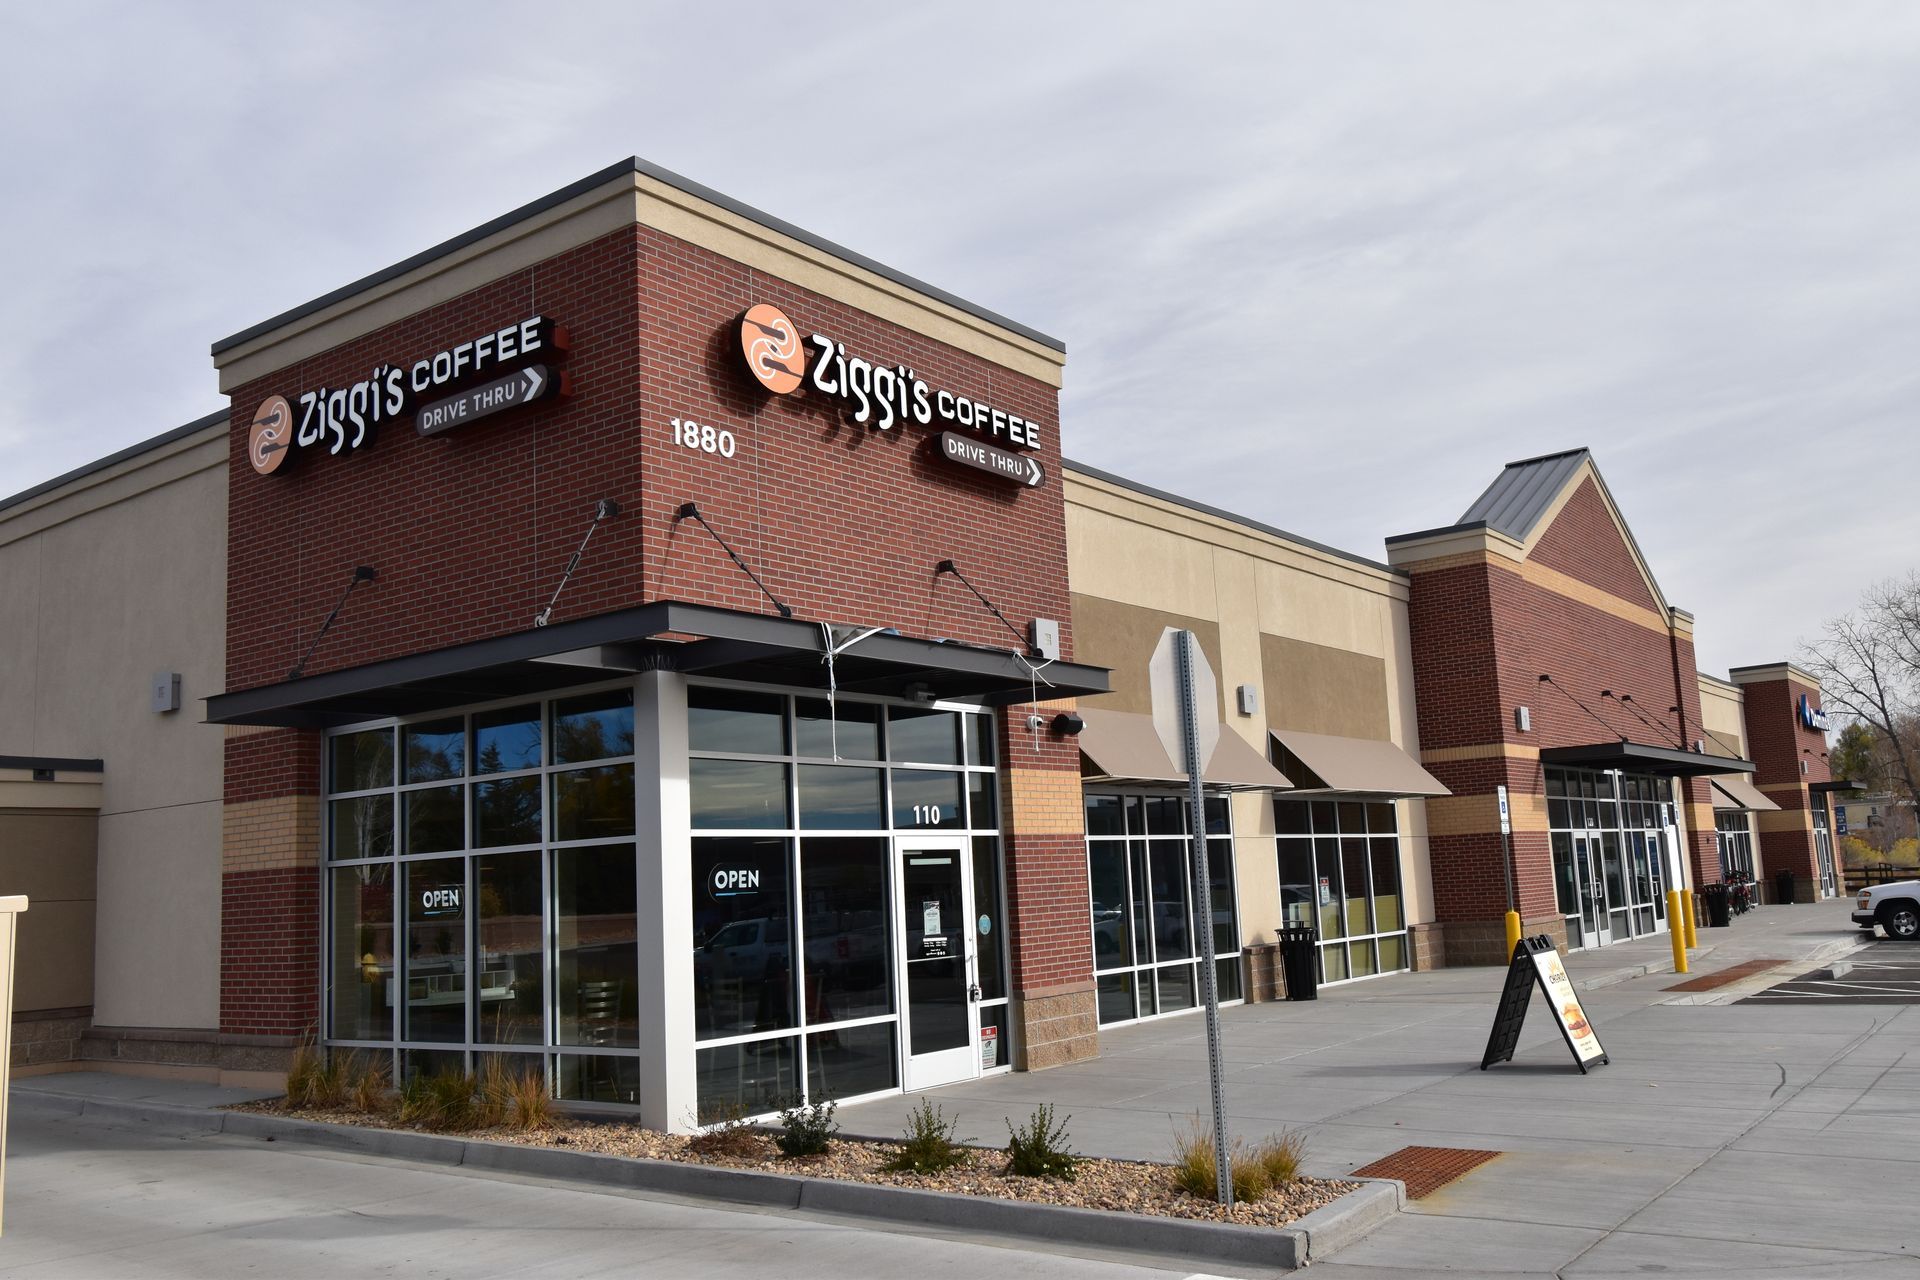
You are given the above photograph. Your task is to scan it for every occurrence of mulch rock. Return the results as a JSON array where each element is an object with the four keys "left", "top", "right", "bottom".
[{"left": 230, "top": 1100, "right": 1355, "bottom": 1228}]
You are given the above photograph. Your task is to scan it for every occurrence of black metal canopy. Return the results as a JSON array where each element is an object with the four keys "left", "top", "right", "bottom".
[
  {"left": 204, "top": 601, "right": 1108, "bottom": 728},
  {"left": 1539, "top": 740, "right": 1756, "bottom": 778},
  {"left": 1809, "top": 778, "right": 1864, "bottom": 795}
]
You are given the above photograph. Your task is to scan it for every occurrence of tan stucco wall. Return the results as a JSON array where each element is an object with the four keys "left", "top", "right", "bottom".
[
  {"left": 1065, "top": 468, "right": 1432, "bottom": 949},
  {"left": 1699, "top": 675, "right": 1747, "bottom": 754},
  {"left": 0, "top": 806, "right": 97, "bottom": 1012},
  {"left": 0, "top": 424, "right": 228, "bottom": 1028}
]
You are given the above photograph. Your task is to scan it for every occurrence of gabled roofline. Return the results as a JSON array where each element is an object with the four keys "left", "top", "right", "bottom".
[
  {"left": 0, "top": 410, "right": 227, "bottom": 516},
  {"left": 211, "top": 157, "right": 1065, "bottom": 359}
]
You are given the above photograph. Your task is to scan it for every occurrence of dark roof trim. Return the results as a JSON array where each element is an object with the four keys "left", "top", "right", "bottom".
[
  {"left": 1540, "top": 740, "right": 1756, "bottom": 778},
  {"left": 1064, "top": 459, "right": 1402, "bottom": 576},
  {"left": 1385, "top": 519, "right": 1494, "bottom": 546},
  {"left": 212, "top": 156, "right": 1065, "bottom": 358},
  {"left": 1810, "top": 778, "right": 1864, "bottom": 795},
  {"left": 0, "top": 756, "right": 104, "bottom": 773},
  {"left": 206, "top": 600, "right": 1109, "bottom": 727},
  {"left": 0, "top": 410, "right": 227, "bottom": 517}
]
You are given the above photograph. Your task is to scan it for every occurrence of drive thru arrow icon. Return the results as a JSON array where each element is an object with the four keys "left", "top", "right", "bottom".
[
  {"left": 1024, "top": 455, "right": 1043, "bottom": 486},
  {"left": 523, "top": 366, "right": 546, "bottom": 399}
]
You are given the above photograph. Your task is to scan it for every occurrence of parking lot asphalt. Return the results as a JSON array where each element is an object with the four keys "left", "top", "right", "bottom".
[{"left": 1739, "top": 937, "right": 1920, "bottom": 1004}]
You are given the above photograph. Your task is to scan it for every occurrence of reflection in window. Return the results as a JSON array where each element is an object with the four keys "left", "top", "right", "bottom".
[
  {"left": 1150, "top": 841, "right": 1191, "bottom": 960},
  {"left": 892, "top": 769, "right": 962, "bottom": 830},
  {"left": 330, "top": 863, "right": 393, "bottom": 1041},
  {"left": 556, "top": 843, "right": 639, "bottom": 1048},
  {"left": 555, "top": 1053, "right": 639, "bottom": 1105},
  {"left": 405, "top": 785, "right": 462, "bottom": 854},
  {"left": 1089, "top": 841, "right": 1131, "bottom": 971},
  {"left": 697, "top": 1037, "right": 797, "bottom": 1122},
  {"left": 691, "top": 759, "right": 789, "bottom": 829},
  {"left": 808, "top": 1023, "right": 896, "bottom": 1100},
  {"left": 689, "top": 687, "right": 785, "bottom": 755},
  {"left": 554, "top": 688, "right": 635, "bottom": 764},
  {"left": 552, "top": 764, "right": 636, "bottom": 841},
  {"left": 332, "top": 729, "right": 393, "bottom": 793},
  {"left": 691, "top": 837, "right": 794, "bottom": 1038},
  {"left": 474, "top": 776, "right": 542, "bottom": 847},
  {"left": 799, "top": 838, "right": 891, "bottom": 1023},
  {"left": 972, "top": 837, "right": 1005, "bottom": 1002},
  {"left": 797, "top": 765, "right": 884, "bottom": 830},
  {"left": 331, "top": 795, "right": 394, "bottom": 860},
  {"left": 888, "top": 707, "right": 959, "bottom": 764},
  {"left": 404, "top": 718, "right": 464, "bottom": 782},
  {"left": 475, "top": 852, "right": 543, "bottom": 1045},
  {"left": 796, "top": 698, "right": 879, "bottom": 761},
  {"left": 474, "top": 705, "right": 542, "bottom": 773},
  {"left": 404, "top": 858, "right": 466, "bottom": 1043}
]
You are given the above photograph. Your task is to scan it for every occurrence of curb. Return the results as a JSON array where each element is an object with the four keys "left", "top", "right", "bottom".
[{"left": 14, "top": 1091, "right": 1402, "bottom": 1269}]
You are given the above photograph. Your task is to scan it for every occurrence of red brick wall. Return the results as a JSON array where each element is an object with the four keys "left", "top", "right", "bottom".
[
  {"left": 1529, "top": 478, "right": 1659, "bottom": 612},
  {"left": 1406, "top": 475, "right": 1711, "bottom": 939},
  {"left": 221, "top": 217, "right": 1082, "bottom": 1035},
  {"left": 1739, "top": 676, "right": 1832, "bottom": 897}
]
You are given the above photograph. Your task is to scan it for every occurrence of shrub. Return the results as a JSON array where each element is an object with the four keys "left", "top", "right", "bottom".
[
  {"left": 1252, "top": 1130, "right": 1308, "bottom": 1187},
  {"left": 688, "top": 1102, "right": 764, "bottom": 1159},
  {"left": 285, "top": 1042, "right": 348, "bottom": 1110},
  {"left": 1004, "top": 1103, "right": 1079, "bottom": 1180},
  {"left": 774, "top": 1096, "right": 838, "bottom": 1158},
  {"left": 399, "top": 1069, "right": 488, "bottom": 1132},
  {"left": 345, "top": 1052, "right": 395, "bottom": 1115},
  {"left": 1169, "top": 1116, "right": 1270, "bottom": 1202},
  {"left": 881, "top": 1099, "right": 969, "bottom": 1174},
  {"left": 477, "top": 1055, "right": 551, "bottom": 1132}
]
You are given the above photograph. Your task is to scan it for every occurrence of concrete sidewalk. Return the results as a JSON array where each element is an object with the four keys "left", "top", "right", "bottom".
[
  {"left": 9, "top": 902, "right": 1901, "bottom": 1276},
  {"left": 842, "top": 900, "right": 1916, "bottom": 1276}
]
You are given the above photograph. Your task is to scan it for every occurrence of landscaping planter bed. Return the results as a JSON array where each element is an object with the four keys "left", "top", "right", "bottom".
[{"left": 229, "top": 1100, "right": 1357, "bottom": 1230}]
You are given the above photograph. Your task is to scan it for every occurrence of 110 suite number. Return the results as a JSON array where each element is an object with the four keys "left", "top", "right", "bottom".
[{"left": 671, "top": 416, "right": 736, "bottom": 458}]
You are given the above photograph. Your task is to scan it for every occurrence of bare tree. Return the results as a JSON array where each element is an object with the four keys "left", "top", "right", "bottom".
[{"left": 1801, "top": 573, "right": 1920, "bottom": 821}]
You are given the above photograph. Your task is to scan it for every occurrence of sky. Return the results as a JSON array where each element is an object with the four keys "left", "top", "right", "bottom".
[{"left": 3, "top": 2, "right": 1916, "bottom": 679}]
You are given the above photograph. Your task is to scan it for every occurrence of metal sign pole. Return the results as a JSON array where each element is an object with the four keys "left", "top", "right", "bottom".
[{"left": 1178, "top": 630, "right": 1233, "bottom": 1207}]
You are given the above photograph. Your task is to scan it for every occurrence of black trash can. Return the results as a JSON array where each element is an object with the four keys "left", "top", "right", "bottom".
[
  {"left": 1702, "top": 882, "right": 1731, "bottom": 928},
  {"left": 1276, "top": 925, "right": 1319, "bottom": 1001},
  {"left": 1774, "top": 869, "right": 1796, "bottom": 905}
]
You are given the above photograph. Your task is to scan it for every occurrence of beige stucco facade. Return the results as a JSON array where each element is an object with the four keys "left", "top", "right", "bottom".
[
  {"left": 0, "top": 418, "right": 229, "bottom": 1034},
  {"left": 1064, "top": 465, "right": 1434, "bottom": 955}
]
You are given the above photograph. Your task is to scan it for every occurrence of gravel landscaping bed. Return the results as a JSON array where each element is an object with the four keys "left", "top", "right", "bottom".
[{"left": 230, "top": 1100, "right": 1356, "bottom": 1229}]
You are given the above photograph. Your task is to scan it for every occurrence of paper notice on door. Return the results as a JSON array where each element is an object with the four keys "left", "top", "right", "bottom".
[{"left": 923, "top": 900, "right": 942, "bottom": 936}]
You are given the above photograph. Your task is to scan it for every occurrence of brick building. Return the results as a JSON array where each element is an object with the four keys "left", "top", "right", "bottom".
[{"left": 0, "top": 158, "right": 1849, "bottom": 1108}]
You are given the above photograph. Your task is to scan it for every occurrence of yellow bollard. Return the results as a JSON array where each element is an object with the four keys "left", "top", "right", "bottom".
[
  {"left": 1504, "top": 909, "right": 1522, "bottom": 960},
  {"left": 1667, "top": 890, "right": 1689, "bottom": 974},
  {"left": 1683, "top": 892, "right": 1699, "bottom": 949}
]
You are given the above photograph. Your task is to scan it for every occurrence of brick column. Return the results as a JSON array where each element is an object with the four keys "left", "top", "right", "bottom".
[
  {"left": 1422, "top": 750, "right": 1569, "bottom": 966},
  {"left": 1731, "top": 668, "right": 1831, "bottom": 902},
  {"left": 998, "top": 698, "right": 1096, "bottom": 1070},
  {"left": 221, "top": 726, "right": 322, "bottom": 1045}
]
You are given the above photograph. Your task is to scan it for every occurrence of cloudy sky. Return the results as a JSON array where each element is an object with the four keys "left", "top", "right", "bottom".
[{"left": 4, "top": 3, "right": 1915, "bottom": 677}]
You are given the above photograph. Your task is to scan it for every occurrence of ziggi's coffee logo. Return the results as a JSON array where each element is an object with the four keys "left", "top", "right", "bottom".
[
  {"left": 249, "top": 395, "right": 294, "bottom": 476},
  {"left": 734, "top": 305, "right": 1043, "bottom": 450},
  {"left": 739, "top": 303, "right": 805, "bottom": 395}
]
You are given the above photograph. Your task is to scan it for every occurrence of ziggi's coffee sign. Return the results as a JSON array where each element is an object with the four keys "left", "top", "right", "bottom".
[
  {"left": 738, "top": 303, "right": 1047, "bottom": 488},
  {"left": 247, "top": 316, "right": 568, "bottom": 476}
]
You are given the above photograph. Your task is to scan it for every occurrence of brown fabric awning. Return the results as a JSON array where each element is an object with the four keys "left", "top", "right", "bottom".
[
  {"left": 1709, "top": 774, "right": 1780, "bottom": 812},
  {"left": 1268, "top": 728, "right": 1451, "bottom": 798},
  {"left": 1078, "top": 708, "right": 1292, "bottom": 791}
]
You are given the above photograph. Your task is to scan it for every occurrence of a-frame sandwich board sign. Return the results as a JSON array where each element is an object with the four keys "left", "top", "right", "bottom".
[{"left": 1481, "top": 935, "right": 1609, "bottom": 1074}]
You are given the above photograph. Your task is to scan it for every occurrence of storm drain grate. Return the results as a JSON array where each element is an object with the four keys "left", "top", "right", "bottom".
[
  {"left": 1350, "top": 1146, "right": 1501, "bottom": 1199},
  {"left": 1665, "top": 958, "right": 1787, "bottom": 992}
]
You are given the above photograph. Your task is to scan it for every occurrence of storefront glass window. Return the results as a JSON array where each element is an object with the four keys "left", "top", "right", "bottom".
[
  {"left": 322, "top": 683, "right": 641, "bottom": 1102},
  {"left": 1083, "top": 789, "right": 1242, "bottom": 1026},
  {"left": 1272, "top": 798, "right": 1410, "bottom": 987},
  {"left": 684, "top": 688, "right": 1002, "bottom": 1118},
  {"left": 1548, "top": 767, "right": 1679, "bottom": 948}
]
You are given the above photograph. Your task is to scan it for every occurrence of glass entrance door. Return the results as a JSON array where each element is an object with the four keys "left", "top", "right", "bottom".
[
  {"left": 1581, "top": 836, "right": 1613, "bottom": 947},
  {"left": 1813, "top": 808, "right": 1838, "bottom": 899},
  {"left": 896, "top": 838, "right": 977, "bottom": 1090}
]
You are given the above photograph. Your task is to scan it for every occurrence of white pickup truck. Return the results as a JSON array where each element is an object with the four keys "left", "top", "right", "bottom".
[{"left": 1855, "top": 882, "right": 1920, "bottom": 940}]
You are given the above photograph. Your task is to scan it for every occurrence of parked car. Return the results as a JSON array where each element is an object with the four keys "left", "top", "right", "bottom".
[{"left": 1855, "top": 882, "right": 1920, "bottom": 940}]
